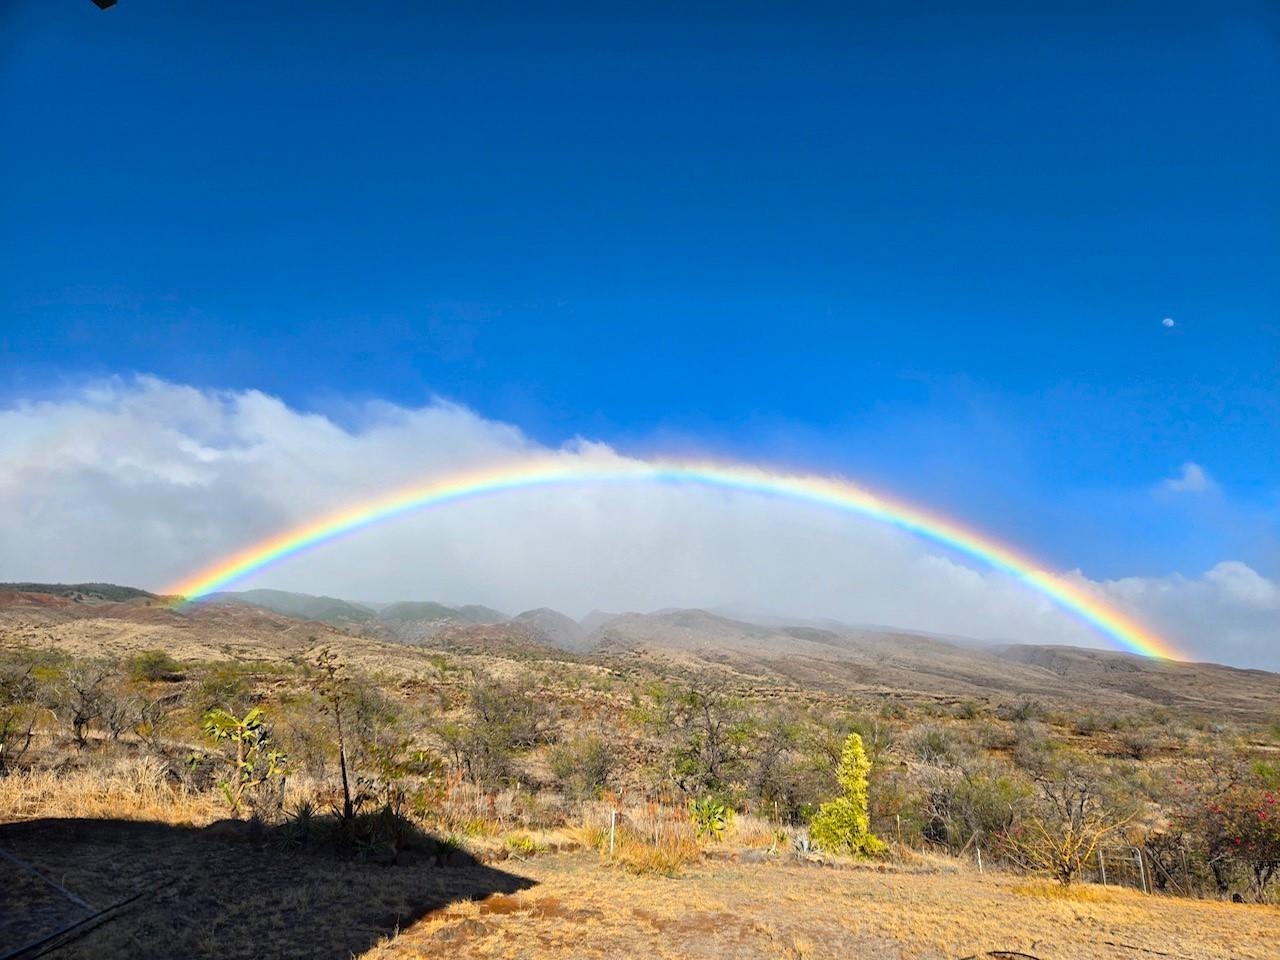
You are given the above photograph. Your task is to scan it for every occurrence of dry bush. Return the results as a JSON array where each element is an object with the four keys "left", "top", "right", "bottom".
[
  {"left": 548, "top": 732, "right": 614, "bottom": 799},
  {"left": 1002, "top": 756, "right": 1130, "bottom": 885}
]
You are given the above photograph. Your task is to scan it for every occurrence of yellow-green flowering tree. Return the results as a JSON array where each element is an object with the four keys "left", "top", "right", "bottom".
[{"left": 809, "top": 732, "right": 885, "bottom": 856}]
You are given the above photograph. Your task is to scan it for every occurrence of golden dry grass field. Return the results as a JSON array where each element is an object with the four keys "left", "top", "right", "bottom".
[
  {"left": 368, "top": 852, "right": 1280, "bottom": 960},
  {"left": 4, "top": 814, "right": 1276, "bottom": 960},
  {"left": 1, "top": 770, "right": 1274, "bottom": 960}
]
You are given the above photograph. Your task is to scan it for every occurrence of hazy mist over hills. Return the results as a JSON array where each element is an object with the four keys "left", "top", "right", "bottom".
[{"left": 2, "top": 582, "right": 1274, "bottom": 722}]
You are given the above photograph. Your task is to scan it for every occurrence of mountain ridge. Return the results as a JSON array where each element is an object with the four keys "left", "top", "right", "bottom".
[{"left": 0, "top": 582, "right": 1274, "bottom": 722}]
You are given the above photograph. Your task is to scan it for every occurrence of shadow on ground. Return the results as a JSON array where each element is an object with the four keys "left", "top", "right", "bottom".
[{"left": 0, "top": 817, "right": 535, "bottom": 960}]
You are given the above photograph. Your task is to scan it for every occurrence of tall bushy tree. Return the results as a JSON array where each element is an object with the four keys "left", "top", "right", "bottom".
[
  {"left": 1200, "top": 784, "right": 1280, "bottom": 901},
  {"left": 639, "top": 679, "right": 752, "bottom": 801},
  {"left": 810, "top": 733, "right": 885, "bottom": 856}
]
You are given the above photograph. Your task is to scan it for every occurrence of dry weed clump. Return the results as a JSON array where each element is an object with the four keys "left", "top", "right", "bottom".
[
  {"left": 0, "top": 760, "right": 222, "bottom": 825},
  {"left": 728, "top": 811, "right": 786, "bottom": 849},
  {"left": 428, "top": 778, "right": 575, "bottom": 836},
  {"left": 579, "top": 801, "right": 703, "bottom": 875}
]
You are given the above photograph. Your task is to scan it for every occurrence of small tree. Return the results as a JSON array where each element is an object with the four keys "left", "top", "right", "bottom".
[
  {"left": 54, "top": 664, "right": 111, "bottom": 749},
  {"left": 1003, "top": 754, "right": 1128, "bottom": 885},
  {"left": 638, "top": 679, "right": 752, "bottom": 800},
  {"left": 313, "top": 648, "right": 355, "bottom": 822},
  {"left": 100, "top": 677, "right": 142, "bottom": 741},
  {"left": 1200, "top": 784, "right": 1280, "bottom": 901},
  {"left": 809, "top": 733, "right": 885, "bottom": 856},
  {"left": 440, "top": 673, "right": 554, "bottom": 788},
  {"left": 0, "top": 666, "right": 38, "bottom": 774},
  {"left": 202, "top": 706, "right": 287, "bottom": 815}
]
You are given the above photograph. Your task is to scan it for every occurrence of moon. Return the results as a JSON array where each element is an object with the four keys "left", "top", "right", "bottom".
[{"left": 1162, "top": 317, "right": 1176, "bottom": 328}]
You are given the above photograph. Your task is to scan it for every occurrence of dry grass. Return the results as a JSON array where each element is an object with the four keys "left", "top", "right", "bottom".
[
  {"left": 1012, "top": 878, "right": 1116, "bottom": 902},
  {"left": 4, "top": 756, "right": 1276, "bottom": 959},
  {"left": 368, "top": 851, "right": 1280, "bottom": 960},
  {"left": 0, "top": 763, "right": 223, "bottom": 826},
  {"left": 578, "top": 801, "right": 703, "bottom": 875},
  {"left": 725, "top": 810, "right": 784, "bottom": 849}
]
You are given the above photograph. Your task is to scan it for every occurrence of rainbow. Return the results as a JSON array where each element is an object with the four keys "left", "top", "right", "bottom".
[{"left": 165, "top": 457, "right": 1182, "bottom": 660}]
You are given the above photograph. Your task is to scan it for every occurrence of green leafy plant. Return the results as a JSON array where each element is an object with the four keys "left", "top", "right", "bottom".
[
  {"left": 689, "top": 796, "right": 733, "bottom": 841},
  {"left": 506, "top": 832, "right": 546, "bottom": 855},
  {"left": 202, "top": 706, "right": 287, "bottom": 815}
]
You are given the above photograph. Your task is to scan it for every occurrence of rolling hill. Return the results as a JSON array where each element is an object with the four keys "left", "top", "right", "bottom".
[
  {"left": 0, "top": 583, "right": 1274, "bottom": 723},
  {"left": 207, "top": 588, "right": 378, "bottom": 624}
]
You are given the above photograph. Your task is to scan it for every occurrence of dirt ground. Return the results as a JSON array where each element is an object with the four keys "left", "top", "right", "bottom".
[{"left": 2, "top": 818, "right": 1275, "bottom": 960}]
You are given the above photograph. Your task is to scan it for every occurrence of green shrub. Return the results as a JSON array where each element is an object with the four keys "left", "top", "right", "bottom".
[
  {"left": 202, "top": 706, "right": 288, "bottom": 815},
  {"left": 506, "top": 832, "right": 546, "bottom": 855},
  {"left": 906, "top": 724, "right": 968, "bottom": 766},
  {"left": 549, "top": 733, "right": 615, "bottom": 799},
  {"left": 193, "top": 666, "right": 250, "bottom": 716},
  {"left": 129, "top": 650, "right": 183, "bottom": 682}
]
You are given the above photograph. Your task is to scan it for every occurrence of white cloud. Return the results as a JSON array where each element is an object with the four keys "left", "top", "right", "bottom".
[
  {"left": 1160, "top": 461, "right": 1215, "bottom": 494},
  {"left": 0, "top": 377, "right": 1275, "bottom": 670},
  {"left": 1100, "top": 562, "right": 1279, "bottom": 667}
]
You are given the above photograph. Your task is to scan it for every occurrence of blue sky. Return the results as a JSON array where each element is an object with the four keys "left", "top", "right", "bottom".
[{"left": 1, "top": 1, "right": 1277, "bottom": 584}]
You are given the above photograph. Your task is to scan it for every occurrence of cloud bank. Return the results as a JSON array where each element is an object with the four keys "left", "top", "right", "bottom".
[{"left": 1, "top": 377, "right": 1275, "bottom": 670}]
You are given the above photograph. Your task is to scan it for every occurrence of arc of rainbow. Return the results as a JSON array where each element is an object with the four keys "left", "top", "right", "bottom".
[{"left": 165, "top": 457, "right": 1182, "bottom": 660}]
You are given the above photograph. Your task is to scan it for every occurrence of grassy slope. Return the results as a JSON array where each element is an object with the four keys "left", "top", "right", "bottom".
[{"left": 0, "top": 582, "right": 158, "bottom": 602}]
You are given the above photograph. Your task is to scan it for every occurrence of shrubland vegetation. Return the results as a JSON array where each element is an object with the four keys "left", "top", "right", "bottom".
[{"left": 2, "top": 639, "right": 1278, "bottom": 904}]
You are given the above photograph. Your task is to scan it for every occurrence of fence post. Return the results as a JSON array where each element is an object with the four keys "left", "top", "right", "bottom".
[
  {"left": 1135, "top": 849, "right": 1148, "bottom": 894},
  {"left": 1098, "top": 850, "right": 1107, "bottom": 886}
]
